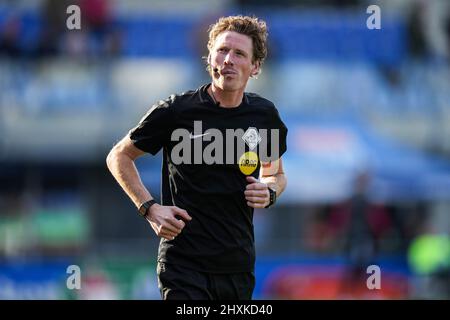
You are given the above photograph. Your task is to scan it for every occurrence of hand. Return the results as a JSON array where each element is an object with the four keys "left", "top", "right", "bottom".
[
  {"left": 145, "top": 204, "right": 192, "bottom": 240},
  {"left": 245, "top": 176, "right": 270, "bottom": 208}
]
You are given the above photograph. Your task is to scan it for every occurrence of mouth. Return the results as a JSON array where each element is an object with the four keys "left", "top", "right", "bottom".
[{"left": 220, "top": 69, "right": 237, "bottom": 76}]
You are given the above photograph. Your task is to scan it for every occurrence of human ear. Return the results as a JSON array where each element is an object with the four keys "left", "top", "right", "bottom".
[{"left": 251, "top": 61, "right": 261, "bottom": 77}]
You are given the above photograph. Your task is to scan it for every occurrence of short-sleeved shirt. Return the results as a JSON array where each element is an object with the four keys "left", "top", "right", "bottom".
[{"left": 129, "top": 84, "right": 287, "bottom": 273}]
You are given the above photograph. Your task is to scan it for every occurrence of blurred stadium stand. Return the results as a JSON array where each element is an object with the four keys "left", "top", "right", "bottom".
[{"left": 0, "top": 0, "right": 449, "bottom": 299}]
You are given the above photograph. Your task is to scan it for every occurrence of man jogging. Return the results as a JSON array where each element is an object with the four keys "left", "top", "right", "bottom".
[{"left": 106, "top": 15, "right": 288, "bottom": 300}]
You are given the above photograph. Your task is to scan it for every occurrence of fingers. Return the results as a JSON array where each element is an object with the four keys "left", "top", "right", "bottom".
[
  {"left": 164, "top": 213, "right": 186, "bottom": 231},
  {"left": 158, "top": 224, "right": 179, "bottom": 240},
  {"left": 247, "top": 201, "right": 267, "bottom": 208},
  {"left": 149, "top": 221, "right": 178, "bottom": 240},
  {"left": 246, "top": 179, "right": 267, "bottom": 191},
  {"left": 147, "top": 205, "right": 192, "bottom": 240},
  {"left": 245, "top": 194, "right": 268, "bottom": 206},
  {"left": 245, "top": 196, "right": 267, "bottom": 203},
  {"left": 245, "top": 191, "right": 269, "bottom": 207},
  {"left": 169, "top": 218, "right": 185, "bottom": 230},
  {"left": 244, "top": 180, "right": 269, "bottom": 208},
  {"left": 244, "top": 190, "right": 268, "bottom": 197},
  {"left": 159, "top": 230, "right": 178, "bottom": 240},
  {"left": 172, "top": 206, "right": 192, "bottom": 221},
  {"left": 162, "top": 221, "right": 182, "bottom": 234}
]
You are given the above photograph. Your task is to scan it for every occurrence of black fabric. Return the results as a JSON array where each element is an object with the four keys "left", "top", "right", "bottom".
[
  {"left": 157, "top": 262, "right": 255, "bottom": 300},
  {"left": 129, "top": 84, "right": 288, "bottom": 273}
]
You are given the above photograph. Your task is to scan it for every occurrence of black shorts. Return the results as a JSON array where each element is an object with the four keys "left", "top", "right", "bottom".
[{"left": 157, "top": 262, "right": 255, "bottom": 300}]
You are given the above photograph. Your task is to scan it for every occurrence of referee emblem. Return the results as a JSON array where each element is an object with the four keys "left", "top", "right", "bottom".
[{"left": 242, "top": 127, "right": 261, "bottom": 150}]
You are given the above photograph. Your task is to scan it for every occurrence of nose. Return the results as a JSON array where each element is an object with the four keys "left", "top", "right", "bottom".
[{"left": 224, "top": 52, "right": 234, "bottom": 65}]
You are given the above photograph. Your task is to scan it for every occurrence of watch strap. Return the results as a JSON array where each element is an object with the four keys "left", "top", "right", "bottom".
[
  {"left": 265, "top": 188, "right": 277, "bottom": 208},
  {"left": 138, "top": 199, "right": 157, "bottom": 218}
]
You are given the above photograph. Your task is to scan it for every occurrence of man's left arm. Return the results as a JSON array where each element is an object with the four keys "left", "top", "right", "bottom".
[{"left": 245, "top": 158, "right": 287, "bottom": 208}]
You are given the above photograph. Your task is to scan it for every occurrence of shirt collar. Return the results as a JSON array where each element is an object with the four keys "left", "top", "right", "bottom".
[{"left": 199, "top": 83, "right": 249, "bottom": 107}]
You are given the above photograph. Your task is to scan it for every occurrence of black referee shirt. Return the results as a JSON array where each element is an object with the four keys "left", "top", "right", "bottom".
[{"left": 129, "top": 84, "right": 287, "bottom": 273}]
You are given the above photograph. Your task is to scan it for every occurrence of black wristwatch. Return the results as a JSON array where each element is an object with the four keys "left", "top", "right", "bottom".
[
  {"left": 138, "top": 199, "right": 157, "bottom": 218},
  {"left": 265, "top": 188, "right": 277, "bottom": 208}
]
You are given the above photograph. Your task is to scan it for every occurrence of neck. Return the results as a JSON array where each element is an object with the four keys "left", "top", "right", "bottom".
[{"left": 208, "top": 84, "right": 244, "bottom": 108}]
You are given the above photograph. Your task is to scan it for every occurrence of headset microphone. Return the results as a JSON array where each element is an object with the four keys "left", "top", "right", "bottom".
[{"left": 210, "top": 66, "right": 221, "bottom": 106}]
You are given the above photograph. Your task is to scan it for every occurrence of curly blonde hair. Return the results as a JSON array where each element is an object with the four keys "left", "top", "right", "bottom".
[{"left": 206, "top": 15, "right": 268, "bottom": 70}]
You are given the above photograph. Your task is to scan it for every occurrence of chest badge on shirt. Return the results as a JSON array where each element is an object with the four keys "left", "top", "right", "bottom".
[
  {"left": 239, "top": 151, "right": 259, "bottom": 175},
  {"left": 242, "top": 127, "right": 261, "bottom": 150}
]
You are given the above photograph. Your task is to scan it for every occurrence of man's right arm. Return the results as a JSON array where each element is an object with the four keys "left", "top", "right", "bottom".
[
  {"left": 106, "top": 135, "right": 191, "bottom": 240},
  {"left": 106, "top": 135, "right": 151, "bottom": 209}
]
